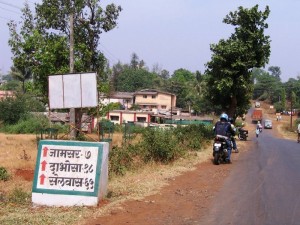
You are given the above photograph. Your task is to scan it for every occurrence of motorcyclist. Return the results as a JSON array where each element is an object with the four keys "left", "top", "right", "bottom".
[
  {"left": 229, "top": 118, "right": 238, "bottom": 153},
  {"left": 257, "top": 121, "right": 262, "bottom": 132},
  {"left": 214, "top": 113, "right": 235, "bottom": 163}
]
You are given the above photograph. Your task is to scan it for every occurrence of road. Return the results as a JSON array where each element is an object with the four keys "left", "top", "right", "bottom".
[{"left": 200, "top": 127, "right": 300, "bottom": 225}]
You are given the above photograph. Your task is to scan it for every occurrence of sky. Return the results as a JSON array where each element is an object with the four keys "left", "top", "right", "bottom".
[{"left": 0, "top": 0, "right": 300, "bottom": 82}]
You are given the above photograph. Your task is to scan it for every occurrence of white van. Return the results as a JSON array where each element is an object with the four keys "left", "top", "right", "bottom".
[
  {"left": 264, "top": 119, "right": 272, "bottom": 129},
  {"left": 255, "top": 102, "right": 261, "bottom": 108}
]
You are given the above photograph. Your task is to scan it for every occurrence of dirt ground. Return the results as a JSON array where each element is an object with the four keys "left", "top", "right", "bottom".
[{"left": 84, "top": 103, "right": 298, "bottom": 225}]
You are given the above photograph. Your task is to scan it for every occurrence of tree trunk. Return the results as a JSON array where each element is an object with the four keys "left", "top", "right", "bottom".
[{"left": 228, "top": 95, "right": 237, "bottom": 119}]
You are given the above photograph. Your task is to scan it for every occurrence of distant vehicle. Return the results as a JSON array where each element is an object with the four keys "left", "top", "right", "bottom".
[
  {"left": 255, "top": 102, "right": 261, "bottom": 108},
  {"left": 252, "top": 109, "right": 263, "bottom": 123},
  {"left": 264, "top": 119, "right": 272, "bottom": 129}
]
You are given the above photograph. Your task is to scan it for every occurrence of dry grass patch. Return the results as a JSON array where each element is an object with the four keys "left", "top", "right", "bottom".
[{"left": 0, "top": 130, "right": 214, "bottom": 224}]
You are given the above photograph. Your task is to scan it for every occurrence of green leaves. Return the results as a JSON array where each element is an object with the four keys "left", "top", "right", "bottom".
[
  {"left": 8, "top": 0, "right": 122, "bottom": 102},
  {"left": 206, "top": 5, "right": 271, "bottom": 118}
]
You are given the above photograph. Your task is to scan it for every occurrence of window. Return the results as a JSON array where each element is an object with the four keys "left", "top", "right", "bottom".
[
  {"left": 143, "top": 95, "right": 147, "bottom": 98},
  {"left": 152, "top": 95, "right": 156, "bottom": 99},
  {"left": 110, "top": 116, "right": 119, "bottom": 121},
  {"left": 137, "top": 117, "right": 146, "bottom": 122},
  {"left": 161, "top": 105, "right": 167, "bottom": 109}
]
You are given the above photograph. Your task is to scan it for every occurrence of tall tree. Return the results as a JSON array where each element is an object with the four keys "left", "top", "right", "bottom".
[
  {"left": 8, "top": 0, "right": 122, "bottom": 101},
  {"left": 268, "top": 66, "right": 281, "bottom": 80},
  {"left": 206, "top": 5, "right": 271, "bottom": 118},
  {"left": 10, "top": 66, "right": 31, "bottom": 93},
  {"left": 8, "top": 3, "right": 35, "bottom": 94},
  {"left": 130, "top": 52, "right": 139, "bottom": 69}
]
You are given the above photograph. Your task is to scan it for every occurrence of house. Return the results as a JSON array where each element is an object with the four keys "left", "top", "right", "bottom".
[
  {"left": 100, "top": 92, "right": 134, "bottom": 109},
  {"left": 100, "top": 89, "right": 176, "bottom": 112},
  {"left": 134, "top": 89, "right": 176, "bottom": 111},
  {"left": 107, "top": 110, "right": 154, "bottom": 126}
]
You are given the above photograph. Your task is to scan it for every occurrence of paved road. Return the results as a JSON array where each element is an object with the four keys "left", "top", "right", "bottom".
[{"left": 200, "top": 127, "right": 300, "bottom": 225}]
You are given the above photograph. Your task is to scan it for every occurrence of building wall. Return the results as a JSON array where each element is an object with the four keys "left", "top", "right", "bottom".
[
  {"left": 108, "top": 111, "right": 151, "bottom": 125},
  {"left": 135, "top": 92, "right": 175, "bottom": 110},
  {"left": 100, "top": 98, "right": 133, "bottom": 109}
]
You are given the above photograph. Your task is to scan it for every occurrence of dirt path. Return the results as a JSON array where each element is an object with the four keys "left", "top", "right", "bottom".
[{"left": 86, "top": 160, "right": 236, "bottom": 225}]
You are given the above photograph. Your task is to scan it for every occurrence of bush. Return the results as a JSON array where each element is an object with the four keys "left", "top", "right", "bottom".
[
  {"left": 8, "top": 188, "right": 31, "bottom": 204},
  {"left": 174, "top": 124, "right": 214, "bottom": 150},
  {"left": 140, "top": 128, "right": 183, "bottom": 163},
  {"left": 0, "top": 167, "right": 10, "bottom": 181},
  {"left": 0, "top": 97, "right": 26, "bottom": 125},
  {"left": 109, "top": 145, "right": 135, "bottom": 176},
  {"left": 2, "top": 114, "right": 49, "bottom": 134},
  {"left": 0, "top": 94, "right": 45, "bottom": 125}
]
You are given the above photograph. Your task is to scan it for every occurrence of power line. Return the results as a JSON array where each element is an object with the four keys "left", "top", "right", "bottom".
[
  {"left": 99, "top": 43, "right": 120, "bottom": 64},
  {"left": 0, "top": 15, "right": 11, "bottom": 21},
  {"left": 0, "top": 6, "right": 22, "bottom": 15},
  {"left": 0, "top": 1, "right": 22, "bottom": 9}
]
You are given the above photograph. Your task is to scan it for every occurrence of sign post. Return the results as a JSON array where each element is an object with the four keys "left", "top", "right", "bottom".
[{"left": 32, "top": 140, "right": 109, "bottom": 206}]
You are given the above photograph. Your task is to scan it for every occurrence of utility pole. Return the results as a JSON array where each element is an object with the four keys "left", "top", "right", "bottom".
[{"left": 69, "top": 10, "right": 77, "bottom": 139}]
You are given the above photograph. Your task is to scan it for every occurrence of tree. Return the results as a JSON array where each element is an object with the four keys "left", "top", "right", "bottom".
[
  {"left": 8, "top": 0, "right": 122, "bottom": 101},
  {"left": 130, "top": 52, "right": 139, "bottom": 69},
  {"left": 268, "top": 66, "right": 281, "bottom": 80},
  {"left": 253, "top": 68, "right": 281, "bottom": 102},
  {"left": 10, "top": 66, "right": 32, "bottom": 93},
  {"left": 115, "top": 68, "right": 158, "bottom": 92},
  {"left": 8, "top": 3, "right": 35, "bottom": 94},
  {"left": 206, "top": 5, "right": 271, "bottom": 118}
]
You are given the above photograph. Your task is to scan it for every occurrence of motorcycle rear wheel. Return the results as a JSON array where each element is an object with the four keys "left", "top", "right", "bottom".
[{"left": 213, "top": 153, "right": 221, "bottom": 165}]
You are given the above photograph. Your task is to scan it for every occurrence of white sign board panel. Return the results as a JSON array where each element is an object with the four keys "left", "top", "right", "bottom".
[
  {"left": 32, "top": 140, "right": 109, "bottom": 206},
  {"left": 48, "top": 72, "right": 98, "bottom": 109},
  {"left": 48, "top": 75, "right": 64, "bottom": 109}
]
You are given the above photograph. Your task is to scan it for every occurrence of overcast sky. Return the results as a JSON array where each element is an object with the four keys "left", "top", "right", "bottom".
[{"left": 0, "top": 0, "right": 300, "bottom": 82}]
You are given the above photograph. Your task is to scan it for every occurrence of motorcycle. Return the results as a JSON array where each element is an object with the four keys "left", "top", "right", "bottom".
[
  {"left": 237, "top": 127, "right": 248, "bottom": 141},
  {"left": 213, "top": 135, "right": 229, "bottom": 165}
]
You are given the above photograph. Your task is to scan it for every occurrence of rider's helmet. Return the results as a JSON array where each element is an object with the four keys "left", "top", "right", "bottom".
[
  {"left": 229, "top": 118, "right": 234, "bottom": 124},
  {"left": 220, "top": 113, "right": 228, "bottom": 122}
]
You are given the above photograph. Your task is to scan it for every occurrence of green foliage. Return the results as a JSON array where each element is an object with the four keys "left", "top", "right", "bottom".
[
  {"left": 0, "top": 94, "right": 45, "bottom": 126},
  {"left": 109, "top": 145, "right": 136, "bottom": 176},
  {"left": 2, "top": 114, "right": 48, "bottom": 134},
  {"left": 274, "top": 102, "right": 285, "bottom": 113},
  {"left": 8, "top": 1, "right": 122, "bottom": 101},
  {"left": 108, "top": 124, "right": 214, "bottom": 177},
  {"left": 114, "top": 67, "right": 159, "bottom": 92},
  {"left": 0, "top": 167, "right": 10, "bottom": 181},
  {"left": 253, "top": 68, "right": 282, "bottom": 102},
  {"left": 295, "top": 118, "right": 300, "bottom": 127},
  {"left": 206, "top": 5, "right": 271, "bottom": 118},
  {"left": 139, "top": 128, "right": 183, "bottom": 163},
  {"left": 234, "top": 119, "right": 245, "bottom": 128},
  {"left": 0, "top": 97, "right": 26, "bottom": 125},
  {"left": 174, "top": 124, "right": 214, "bottom": 150},
  {"left": 8, "top": 188, "right": 31, "bottom": 204},
  {"left": 0, "top": 80, "right": 20, "bottom": 91},
  {"left": 100, "top": 102, "right": 122, "bottom": 116}
]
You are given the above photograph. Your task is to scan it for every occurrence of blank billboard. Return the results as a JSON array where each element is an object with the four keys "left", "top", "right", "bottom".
[{"left": 48, "top": 72, "right": 98, "bottom": 109}]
